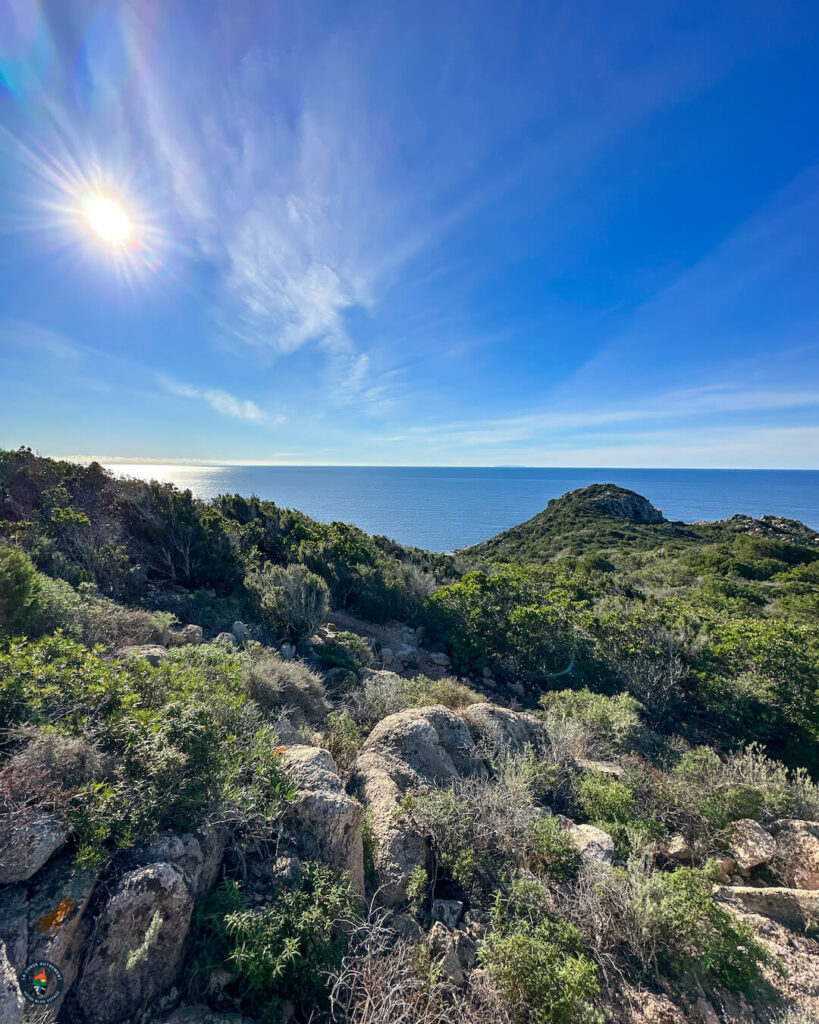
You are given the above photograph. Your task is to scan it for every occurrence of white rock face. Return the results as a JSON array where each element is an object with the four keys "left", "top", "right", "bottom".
[
  {"left": 0, "top": 810, "right": 67, "bottom": 885},
  {"left": 75, "top": 862, "right": 194, "bottom": 1024},
  {"left": 281, "top": 745, "right": 365, "bottom": 895},
  {"left": 728, "top": 818, "right": 776, "bottom": 870}
]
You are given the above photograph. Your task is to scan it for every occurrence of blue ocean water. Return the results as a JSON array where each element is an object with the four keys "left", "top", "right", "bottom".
[{"left": 101, "top": 465, "right": 819, "bottom": 553}]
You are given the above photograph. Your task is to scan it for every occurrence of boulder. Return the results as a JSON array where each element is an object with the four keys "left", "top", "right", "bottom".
[
  {"left": 432, "top": 898, "right": 463, "bottom": 929},
  {"left": 152, "top": 1008, "right": 254, "bottom": 1024},
  {"left": 453, "top": 930, "right": 479, "bottom": 969},
  {"left": 0, "top": 887, "right": 27, "bottom": 975},
  {"left": 176, "top": 623, "right": 203, "bottom": 645},
  {"left": 281, "top": 746, "right": 364, "bottom": 895},
  {"left": 280, "top": 642, "right": 296, "bottom": 660},
  {"left": 728, "top": 818, "right": 776, "bottom": 871},
  {"left": 566, "top": 823, "right": 615, "bottom": 865},
  {"left": 770, "top": 819, "right": 819, "bottom": 890},
  {"left": 0, "top": 810, "right": 67, "bottom": 884},
  {"left": 664, "top": 834, "right": 694, "bottom": 864},
  {"left": 0, "top": 943, "right": 23, "bottom": 1024},
  {"left": 135, "top": 825, "right": 224, "bottom": 897},
  {"left": 427, "top": 922, "right": 464, "bottom": 986},
  {"left": 715, "top": 884, "right": 819, "bottom": 933},
  {"left": 428, "top": 651, "right": 451, "bottom": 668},
  {"left": 231, "top": 621, "right": 249, "bottom": 645},
  {"left": 117, "top": 644, "right": 168, "bottom": 666},
  {"left": 391, "top": 913, "right": 423, "bottom": 942},
  {"left": 459, "top": 703, "right": 547, "bottom": 759},
  {"left": 26, "top": 853, "right": 98, "bottom": 1012},
  {"left": 75, "top": 862, "right": 194, "bottom": 1024},
  {"left": 214, "top": 632, "right": 239, "bottom": 648}
]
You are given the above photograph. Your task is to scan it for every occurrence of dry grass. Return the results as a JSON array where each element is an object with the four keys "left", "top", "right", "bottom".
[{"left": 244, "top": 649, "right": 330, "bottom": 726}]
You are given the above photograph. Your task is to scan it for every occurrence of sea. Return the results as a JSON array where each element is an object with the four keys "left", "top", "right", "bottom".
[{"left": 100, "top": 465, "right": 819, "bottom": 553}]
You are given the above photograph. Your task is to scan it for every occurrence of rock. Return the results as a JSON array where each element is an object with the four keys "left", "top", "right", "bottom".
[
  {"left": 0, "top": 887, "right": 27, "bottom": 975},
  {"left": 566, "top": 823, "right": 615, "bottom": 865},
  {"left": 117, "top": 644, "right": 168, "bottom": 666},
  {"left": 392, "top": 913, "right": 423, "bottom": 942},
  {"left": 214, "top": 632, "right": 239, "bottom": 648},
  {"left": 428, "top": 651, "right": 451, "bottom": 668},
  {"left": 281, "top": 746, "right": 364, "bottom": 895},
  {"left": 135, "top": 826, "right": 224, "bottom": 897},
  {"left": 272, "top": 855, "right": 306, "bottom": 887},
  {"left": 26, "top": 853, "right": 98, "bottom": 1012},
  {"left": 771, "top": 819, "right": 819, "bottom": 889},
  {"left": 508, "top": 680, "right": 526, "bottom": 699},
  {"left": 715, "top": 884, "right": 819, "bottom": 933},
  {"left": 432, "top": 898, "right": 463, "bottom": 929},
  {"left": 728, "top": 818, "right": 776, "bottom": 870},
  {"left": 170, "top": 624, "right": 203, "bottom": 646},
  {"left": 379, "top": 647, "right": 394, "bottom": 669},
  {"left": 231, "top": 621, "right": 249, "bottom": 645},
  {"left": 0, "top": 810, "right": 67, "bottom": 884},
  {"left": 577, "top": 758, "right": 625, "bottom": 777},
  {"left": 427, "top": 922, "right": 464, "bottom": 986},
  {"left": 459, "top": 703, "right": 548, "bottom": 759},
  {"left": 271, "top": 716, "right": 304, "bottom": 746},
  {"left": 280, "top": 642, "right": 296, "bottom": 660},
  {"left": 153, "top": 1008, "right": 254, "bottom": 1024},
  {"left": 714, "top": 856, "right": 737, "bottom": 883},
  {"left": 0, "top": 943, "right": 23, "bottom": 1024},
  {"left": 415, "top": 626, "right": 426, "bottom": 640},
  {"left": 75, "top": 862, "right": 194, "bottom": 1024},
  {"left": 665, "top": 834, "right": 694, "bottom": 864},
  {"left": 453, "top": 930, "right": 478, "bottom": 969},
  {"left": 694, "top": 997, "right": 721, "bottom": 1024},
  {"left": 481, "top": 666, "right": 493, "bottom": 679}
]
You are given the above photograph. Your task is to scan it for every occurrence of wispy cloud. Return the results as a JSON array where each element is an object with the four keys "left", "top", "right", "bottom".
[
  {"left": 157, "top": 374, "right": 274, "bottom": 424},
  {"left": 0, "top": 318, "right": 80, "bottom": 360}
]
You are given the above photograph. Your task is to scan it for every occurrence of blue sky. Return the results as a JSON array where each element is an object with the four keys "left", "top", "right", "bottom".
[{"left": 1, "top": 0, "right": 819, "bottom": 467}]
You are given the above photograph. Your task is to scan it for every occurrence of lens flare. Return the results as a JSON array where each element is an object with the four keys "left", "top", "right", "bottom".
[{"left": 82, "top": 194, "right": 131, "bottom": 245}]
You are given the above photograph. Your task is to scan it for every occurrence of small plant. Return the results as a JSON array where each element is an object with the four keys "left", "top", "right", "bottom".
[
  {"left": 578, "top": 772, "right": 636, "bottom": 825},
  {"left": 527, "top": 816, "right": 581, "bottom": 882},
  {"left": 244, "top": 648, "right": 330, "bottom": 726},
  {"left": 360, "top": 812, "right": 379, "bottom": 887},
  {"left": 245, "top": 562, "right": 329, "bottom": 644},
  {"left": 540, "top": 688, "right": 643, "bottom": 758},
  {"left": 406, "top": 863, "right": 429, "bottom": 918},
  {"left": 402, "top": 674, "right": 482, "bottom": 710},
  {"left": 324, "top": 710, "right": 363, "bottom": 773},
  {"left": 317, "top": 631, "right": 372, "bottom": 671}
]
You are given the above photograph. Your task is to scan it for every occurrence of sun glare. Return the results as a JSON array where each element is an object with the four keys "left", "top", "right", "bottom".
[{"left": 83, "top": 195, "right": 132, "bottom": 246}]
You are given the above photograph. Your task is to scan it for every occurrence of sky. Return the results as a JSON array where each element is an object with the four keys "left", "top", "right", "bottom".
[{"left": 1, "top": 0, "right": 819, "bottom": 468}]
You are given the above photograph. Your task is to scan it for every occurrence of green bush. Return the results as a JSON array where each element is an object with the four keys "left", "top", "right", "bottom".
[
  {"left": 245, "top": 562, "right": 329, "bottom": 643},
  {"left": 324, "top": 710, "right": 363, "bottom": 772},
  {"left": 578, "top": 772, "right": 636, "bottom": 824},
  {"left": 481, "top": 880, "right": 602, "bottom": 1024},
  {"left": 540, "top": 688, "right": 643, "bottom": 758},
  {"left": 698, "top": 784, "right": 765, "bottom": 829},
  {"left": 0, "top": 546, "right": 41, "bottom": 636},
  {"left": 316, "top": 630, "right": 372, "bottom": 671},
  {"left": 527, "top": 816, "right": 581, "bottom": 882},
  {"left": 401, "top": 674, "right": 482, "bottom": 710},
  {"left": 244, "top": 647, "right": 329, "bottom": 726}
]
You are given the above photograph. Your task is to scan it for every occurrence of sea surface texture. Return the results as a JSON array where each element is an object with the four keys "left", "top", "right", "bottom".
[{"left": 102, "top": 465, "right": 819, "bottom": 552}]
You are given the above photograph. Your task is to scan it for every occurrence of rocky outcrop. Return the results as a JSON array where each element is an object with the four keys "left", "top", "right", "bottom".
[
  {"left": 116, "top": 644, "right": 168, "bottom": 666},
  {"left": 459, "top": 703, "right": 547, "bottom": 758},
  {"left": 0, "top": 888, "right": 27, "bottom": 975},
  {"left": 281, "top": 746, "right": 365, "bottom": 895},
  {"left": 0, "top": 810, "right": 67, "bottom": 884},
  {"left": 727, "top": 818, "right": 776, "bottom": 871},
  {"left": 770, "top": 819, "right": 819, "bottom": 890},
  {"left": 715, "top": 884, "right": 819, "bottom": 933},
  {"left": 134, "top": 824, "right": 226, "bottom": 897},
  {"left": 566, "top": 823, "right": 615, "bottom": 865},
  {"left": 75, "top": 862, "right": 194, "bottom": 1024}
]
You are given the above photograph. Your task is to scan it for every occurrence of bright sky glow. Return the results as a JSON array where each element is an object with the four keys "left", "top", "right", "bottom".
[
  {"left": 0, "top": 0, "right": 818, "bottom": 468},
  {"left": 83, "top": 195, "right": 131, "bottom": 246}
]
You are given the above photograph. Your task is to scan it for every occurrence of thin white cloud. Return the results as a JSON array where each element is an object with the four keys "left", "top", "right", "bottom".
[
  {"left": 157, "top": 374, "right": 273, "bottom": 424},
  {"left": 0, "top": 318, "right": 80, "bottom": 360}
]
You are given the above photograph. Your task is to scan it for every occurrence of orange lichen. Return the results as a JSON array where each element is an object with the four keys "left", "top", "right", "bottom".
[{"left": 37, "top": 897, "right": 77, "bottom": 933}]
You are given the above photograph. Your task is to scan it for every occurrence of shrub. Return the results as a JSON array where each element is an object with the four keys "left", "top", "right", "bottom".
[
  {"left": 540, "top": 688, "right": 643, "bottom": 758},
  {"left": 351, "top": 671, "right": 482, "bottom": 732},
  {"left": 324, "top": 711, "right": 363, "bottom": 773},
  {"left": 244, "top": 648, "right": 330, "bottom": 726},
  {"left": 317, "top": 631, "right": 372, "bottom": 671},
  {"left": 698, "top": 784, "right": 765, "bottom": 829},
  {"left": 480, "top": 880, "right": 603, "bottom": 1024},
  {"left": 0, "top": 546, "right": 41, "bottom": 636},
  {"left": 401, "top": 674, "right": 482, "bottom": 711},
  {"left": 245, "top": 563, "right": 329, "bottom": 643},
  {"left": 578, "top": 772, "right": 636, "bottom": 825},
  {"left": 527, "top": 816, "right": 581, "bottom": 882}
]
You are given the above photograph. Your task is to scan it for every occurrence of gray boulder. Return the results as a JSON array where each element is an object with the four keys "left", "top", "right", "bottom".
[
  {"left": 152, "top": 1008, "right": 254, "bottom": 1024},
  {"left": 0, "top": 810, "right": 67, "bottom": 884},
  {"left": 728, "top": 818, "right": 776, "bottom": 871},
  {"left": 136, "top": 825, "right": 224, "bottom": 897},
  {"left": 770, "top": 819, "right": 819, "bottom": 890},
  {"left": 566, "top": 823, "right": 615, "bottom": 865},
  {"left": 432, "top": 898, "right": 463, "bottom": 929},
  {"left": 427, "top": 922, "right": 464, "bottom": 986},
  {"left": 715, "top": 884, "right": 819, "bottom": 933},
  {"left": 117, "top": 644, "right": 168, "bottom": 666},
  {"left": 281, "top": 746, "right": 365, "bottom": 895},
  {"left": 173, "top": 624, "right": 203, "bottom": 646},
  {"left": 0, "top": 887, "right": 27, "bottom": 975},
  {"left": 231, "top": 621, "right": 249, "bottom": 645},
  {"left": 75, "top": 862, "right": 194, "bottom": 1024},
  {"left": 459, "top": 703, "right": 547, "bottom": 758}
]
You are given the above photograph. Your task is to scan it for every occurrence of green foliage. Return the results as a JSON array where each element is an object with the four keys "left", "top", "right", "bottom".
[
  {"left": 324, "top": 710, "right": 363, "bottom": 772},
  {"left": 578, "top": 772, "right": 636, "bottom": 824},
  {"left": 400, "top": 673, "right": 482, "bottom": 710},
  {"left": 481, "top": 880, "right": 603, "bottom": 1024},
  {"left": 527, "top": 816, "right": 581, "bottom": 882},
  {"left": 406, "top": 863, "right": 429, "bottom": 917},
  {"left": 244, "top": 647, "right": 329, "bottom": 726},
  {"left": 0, "top": 546, "right": 41, "bottom": 636},
  {"left": 540, "top": 688, "right": 643, "bottom": 757},
  {"left": 245, "top": 562, "right": 330, "bottom": 643},
  {"left": 360, "top": 812, "right": 379, "bottom": 887},
  {"left": 316, "top": 630, "right": 372, "bottom": 671}
]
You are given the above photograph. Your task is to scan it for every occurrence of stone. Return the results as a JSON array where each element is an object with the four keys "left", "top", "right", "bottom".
[
  {"left": 432, "top": 898, "right": 463, "bottom": 929},
  {"left": 26, "top": 853, "right": 98, "bottom": 1012},
  {"left": 665, "top": 834, "right": 694, "bottom": 863},
  {"left": 214, "top": 632, "right": 239, "bottom": 648},
  {"left": 771, "top": 819, "right": 819, "bottom": 890},
  {"left": 135, "top": 826, "right": 225, "bottom": 897},
  {"left": 170, "top": 624, "right": 203, "bottom": 646},
  {"left": 453, "top": 930, "right": 478, "bottom": 969},
  {"left": 392, "top": 913, "right": 424, "bottom": 942},
  {"left": 728, "top": 819, "right": 776, "bottom": 870},
  {"left": 231, "top": 621, "right": 249, "bottom": 644},
  {"left": 459, "top": 703, "right": 547, "bottom": 759},
  {"left": 0, "top": 887, "right": 27, "bottom": 975},
  {"left": 153, "top": 1008, "right": 254, "bottom": 1024},
  {"left": 280, "top": 642, "right": 296, "bottom": 660},
  {"left": 75, "top": 862, "right": 194, "bottom": 1024},
  {"left": 508, "top": 680, "right": 526, "bottom": 699},
  {"left": 694, "top": 997, "right": 721, "bottom": 1024},
  {"left": 566, "top": 823, "right": 615, "bottom": 865},
  {"left": 281, "top": 746, "right": 364, "bottom": 894},
  {"left": 427, "top": 922, "right": 464, "bottom": 986},
  {"left": 0, "top": 810, "right": 67, "bottom": 884},
  {"left": 117, "top": 644, "right": 168, "bottom": 666},
  {"left": 715, "top": 884, "right": 819, "bottom": 933},
  {"left": 428, "top": 651, "right": 451, "bottom": 668},
  {"left": 481, "top": 666, "right": 493, "bottom": 678},
  {"left": 379, "top": 647, "right": 394, "bottom": 669},
  {"left": 0, "top": 943, "right": 23, "bottom": 1024}
]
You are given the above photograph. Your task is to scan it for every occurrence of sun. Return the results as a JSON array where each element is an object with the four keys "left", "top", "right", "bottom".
[{"left": 82, "top": 194, "right": 132, "bottom": 246}]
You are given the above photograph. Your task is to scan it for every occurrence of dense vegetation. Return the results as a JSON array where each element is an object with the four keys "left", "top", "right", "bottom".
[{"left": 1, "top": 447, "right": 817, "bottom": 1024}]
